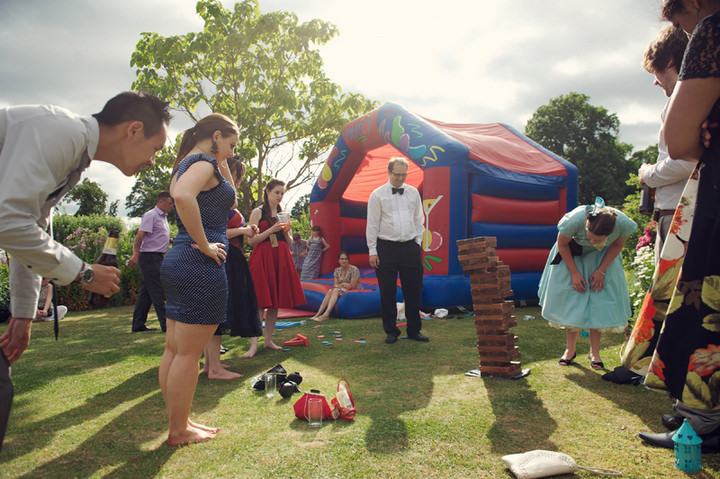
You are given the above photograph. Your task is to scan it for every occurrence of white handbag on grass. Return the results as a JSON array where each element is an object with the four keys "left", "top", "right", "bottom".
[{"left": 502, "top": 450, "right": 622, "bottom": 479}]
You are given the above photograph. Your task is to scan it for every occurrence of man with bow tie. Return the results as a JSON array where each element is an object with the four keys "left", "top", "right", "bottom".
[{"left": 366, "top": 157, "right": 427, "bottom": 344}]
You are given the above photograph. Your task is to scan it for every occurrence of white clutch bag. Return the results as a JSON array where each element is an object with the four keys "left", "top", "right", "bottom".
[{"left": 502, "top": 450, "right": 622, "bottom": 479}]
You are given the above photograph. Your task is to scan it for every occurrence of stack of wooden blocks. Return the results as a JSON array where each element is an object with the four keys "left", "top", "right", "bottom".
[{"left": 457, "top": 236, "right": 521, "bottom": 378}]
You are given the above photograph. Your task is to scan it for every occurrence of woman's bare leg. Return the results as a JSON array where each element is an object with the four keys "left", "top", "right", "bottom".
[
  {"left": 589, "top": 329, "right": 602, "bottom": 364},
  {"left": 317, "top": 290, "right": 340, "bottom": 321},
  {"left": 164, "top": 322, "right": 219, "bottom": 446},
  {"left": 204, "top": 335, "right": 242, "bottom": 380},
  {"left": 264, "top": 308, "right": 282, "bottom": 350},
  {"left": 312, "top": 292, "right": 332, "bottom": 321},
  {"left": 560, "top": 329, "right": 579, "bottom": 361},
  {"left": 243, "top": 335, "right": 260, "bottom": 358}
]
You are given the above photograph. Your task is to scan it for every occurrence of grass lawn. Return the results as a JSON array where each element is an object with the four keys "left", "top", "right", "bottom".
[{"left": 1, "top": 305, "right": 719, "bottom": 478}]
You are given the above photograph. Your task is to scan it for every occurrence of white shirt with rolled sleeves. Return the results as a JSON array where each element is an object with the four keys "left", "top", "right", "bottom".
[
  {"left": 0, "top": 105, "right": 99, "bottom": 318},
  {"left": 366, "top": 182, "right": 425, "bottom": 256},
  {"left": 640, "top": 101, "right": 696, "bottom": 210}
]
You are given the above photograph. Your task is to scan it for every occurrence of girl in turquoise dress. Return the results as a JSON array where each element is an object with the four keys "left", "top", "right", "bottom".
[{"left": 538, "top": 198, "right": 637, "bottom": 369}]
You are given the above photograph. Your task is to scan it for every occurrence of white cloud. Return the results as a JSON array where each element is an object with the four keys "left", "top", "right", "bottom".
[{"left": 1, "top": 0, "right": 672, "bottom": 215}]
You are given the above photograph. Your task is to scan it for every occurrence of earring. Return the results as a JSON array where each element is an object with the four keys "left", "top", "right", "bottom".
[{"left": 211, "top": 141, "right": 219, "bottom": 154}]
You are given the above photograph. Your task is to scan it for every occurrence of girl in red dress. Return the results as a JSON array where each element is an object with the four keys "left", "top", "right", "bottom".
[{"left": 247, "top": 179, "right": 306, "bottom": 355}]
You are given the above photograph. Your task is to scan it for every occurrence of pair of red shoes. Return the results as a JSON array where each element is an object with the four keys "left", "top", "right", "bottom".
[{"left": 283, "top": 334, "right": 309, "bottom": 347}]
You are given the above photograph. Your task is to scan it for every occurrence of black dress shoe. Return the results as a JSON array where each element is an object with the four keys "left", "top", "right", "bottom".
[
  {"left": 385, "top": 334, "right": 399, "bottom": 344},
  {"left": 132, "top": 326, "right": 157, "bottom": 332},
  {"left": 640, "top": 428, "right": 720, "bottom": 454},
  {"left": 638, "top": 431, "right": 674, "bottom": 449},
  {"left": 406, "top": 333, "right": 429, "bottom": 342},
  {"left": 662, "top": 414, "right": 684, "bottom": 431}
]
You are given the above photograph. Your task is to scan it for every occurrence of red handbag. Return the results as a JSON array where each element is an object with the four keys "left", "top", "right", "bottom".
[
  {"left": 293, "top": 389, "right": 333, "bottom": 421},
  {"left": 330, "top": 378, "right": 356, "bottom": 421}
]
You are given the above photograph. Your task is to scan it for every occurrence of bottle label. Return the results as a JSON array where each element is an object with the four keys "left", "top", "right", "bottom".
[{"left": 102, "top": 237, "right": 118, "bottom": 255}]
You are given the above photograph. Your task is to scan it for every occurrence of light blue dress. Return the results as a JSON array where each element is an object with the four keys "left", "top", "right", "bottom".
[{"left": 538, "top": 205, "right": 637, "bottom": 330}]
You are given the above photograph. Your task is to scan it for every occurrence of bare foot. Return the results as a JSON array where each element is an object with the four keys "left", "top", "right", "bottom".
[
  {"left": 167, "top": 426, "right": 217, "bottom": 446},
  {"left": 264, "top": 340, "right": 282, "bottom": 351},
  {"left": 208, "top": 368, "right": 243, "bottom": 380},
  {"left": 188, "top": 419, "right": 219, "bottom": 433},
  {"left": 311, "top": 315, "right": 325, "bottom": 322},
  {"left": 243, "top": 343, "right": 258, "bottom": 358},
  {"left": 202, "top": 363, "right": 230, "bottom": 373}
]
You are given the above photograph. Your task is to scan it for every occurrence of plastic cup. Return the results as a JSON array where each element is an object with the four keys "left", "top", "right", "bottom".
[
  {"left": 308, "top": 396, "right": 323, "bottom": 428},
  {"left": 265, "top": 373, "right": 278, "bottom": 398}
]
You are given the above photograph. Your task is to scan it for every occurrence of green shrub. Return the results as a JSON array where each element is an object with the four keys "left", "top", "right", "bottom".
[
  {"left": 620, "top": 175, "right": 652, "bottom": 269},
  {"left": 55, "top": 222, "right": 126, "bottom": 311},
  {"left": 52, "top": 214, "right": 123, "bottom": 249},
  {"left": 0, "top": 262, "right": 9, "bottom": 307}
]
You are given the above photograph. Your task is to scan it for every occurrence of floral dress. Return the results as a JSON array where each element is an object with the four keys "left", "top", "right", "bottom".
[
  {"left": 332, "top": 265, "right": 360, "bottom": 295},
  {"left": 621, "top": 172, "right": 698, "bottom": 376},
  {"left": 644, "top": 12, "right": 720, "bottom": 410}
]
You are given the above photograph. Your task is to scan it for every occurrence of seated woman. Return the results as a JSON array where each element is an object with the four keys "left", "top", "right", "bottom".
[
  {"left": 311, "top": 252, "right": 360, "bottom": 322},
  {"left": 35, "top": 278, "right": 67, "bottom": 322}
]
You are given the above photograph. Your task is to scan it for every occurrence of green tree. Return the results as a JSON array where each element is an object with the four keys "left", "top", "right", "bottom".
[
  {"left": 62, "top": 178, "right": 108, "bottom": 216},
  {"left": 620, "top": 144, "right": 659, "bottom": 265},
  {"left": 107, "top": 200, "right": 119, "bottom": 217},
  {"left": 524, "top": 92, "right": 634, "bottom": 205},
  {"left": 628, "top": 144, "right": 659, "bottom": 173},
  {"left": 130, "top": 0, "right": 377, "bottom": 213},
  {"left": 124, "top": 145, "right": 175, "bottom": 220},
  {"left": 290, "top": 193, "right": 310, "bottom": 218}
]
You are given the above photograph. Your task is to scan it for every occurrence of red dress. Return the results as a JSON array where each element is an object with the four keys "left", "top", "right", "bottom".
[{"left": 249, "top": 218, "right": 306, "bottom": 309}]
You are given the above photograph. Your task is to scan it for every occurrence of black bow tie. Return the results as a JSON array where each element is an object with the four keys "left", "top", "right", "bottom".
[{"left": 392, "top": 187, "right": 404, "bottom": 195}]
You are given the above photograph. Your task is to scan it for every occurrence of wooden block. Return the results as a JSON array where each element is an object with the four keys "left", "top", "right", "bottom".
[
  {"left": 459, "top": 259, "right": 492, "bottom": 273},
  {"left": 469, "top": 274, "right": 501, "bottom": 286},
  {"left": 474, "top": 316, "right": 517, "bottom": 334},
  {"left": 478, "top": 347, "right": 521, "bottom": 362},
  {"left": 458, "top": 251, "right": 495, "bottom": 264},
  {"left": 476, "top": 334, "right": 518, "bottom": 348},
  {"left": 477, "top": 362, "right": 522, "bottom": 378}
]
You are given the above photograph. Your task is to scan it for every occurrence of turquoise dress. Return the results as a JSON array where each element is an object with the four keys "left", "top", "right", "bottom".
[{"left": 538, "top": 205, "right": 637, "bottom": 330}]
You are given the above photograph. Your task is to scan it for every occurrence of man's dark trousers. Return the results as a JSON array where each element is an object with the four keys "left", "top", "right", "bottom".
[
  {"left": 376, "top": 239, "right": 423, "bottom": 338},
  {"left": 0, "top": 350, "right": 13, "bottom": 453},
  {"left": 132, "top": 252, "right": 167, "bottom": 331}
]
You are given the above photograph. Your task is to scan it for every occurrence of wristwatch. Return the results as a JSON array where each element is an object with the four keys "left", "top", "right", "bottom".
[{"left": 78, "top": 262, "right": 94, "bottom": 285}]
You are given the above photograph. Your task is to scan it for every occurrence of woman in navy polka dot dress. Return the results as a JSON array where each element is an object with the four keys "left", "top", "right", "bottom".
[{"left": 159, "top": 113, "right": 238, "bottom": 447}]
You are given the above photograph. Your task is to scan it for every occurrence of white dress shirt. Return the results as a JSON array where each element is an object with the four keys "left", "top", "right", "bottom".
[
  {"left": 641, "top": 101, "right": 696, "bottom": 210},
  {"left": 366, "top": 182, "right": 425, "bottom": 256},
  {"left": 0, "top": 105, "right": 99, "bottom": 317}
]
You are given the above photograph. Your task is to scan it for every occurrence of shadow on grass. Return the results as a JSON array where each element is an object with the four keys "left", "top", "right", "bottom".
[
  {"left": 564, "top": 367, "right": 670, "bottom": 429},
  {"left": 8, "top": 368, "right": 175, "bottom": 477},
  {"left": 253, "top": 324, "right": 438, "bottom": 455},
  {"left": 483, "top": 375, "right": 558, "bottom": 455}
]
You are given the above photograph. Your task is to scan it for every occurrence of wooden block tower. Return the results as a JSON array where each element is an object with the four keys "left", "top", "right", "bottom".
[{"left": 457, "top": 237, "right": 522, "bottom": 378}]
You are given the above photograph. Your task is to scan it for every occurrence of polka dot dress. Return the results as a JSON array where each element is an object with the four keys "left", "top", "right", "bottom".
[{"left": 161, "top": 154, "right": 236, "bottom": 325}]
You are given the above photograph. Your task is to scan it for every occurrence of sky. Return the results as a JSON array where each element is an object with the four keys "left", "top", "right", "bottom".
[{"left": 0, "top": 0, "right": 670, "bottom": 216}]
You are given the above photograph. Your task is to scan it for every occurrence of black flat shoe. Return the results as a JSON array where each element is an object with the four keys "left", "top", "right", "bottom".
[
  {"left": 385, "top": 334, "right": 399, "bottom": 344},
  {"left": 132, "top": 326, "right": 157, "bottom": 332},
  {"left": 406, "top": 333, "right": 429, "bottom": 342},
  {"left": 558, "top": 353, "right": 576, "bottom": 366},
  {"left": 662, "top": 414, "right": 684, "bottom": 431}
]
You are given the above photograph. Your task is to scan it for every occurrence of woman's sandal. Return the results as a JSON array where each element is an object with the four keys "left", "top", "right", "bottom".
[
  {"left": 558, "top": 353, "right": 576, "bottom": 366},
  {"left": 589, "top": 355, "right": 604, "bottom": 370}
]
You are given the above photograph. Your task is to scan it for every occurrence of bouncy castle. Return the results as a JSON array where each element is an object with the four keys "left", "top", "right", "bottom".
[{"left": 303, "top": 102, "right": 577, "bottom": 318}]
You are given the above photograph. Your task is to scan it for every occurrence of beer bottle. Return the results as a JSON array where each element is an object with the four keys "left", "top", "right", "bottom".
[
  {"left": 89, "top": 229, "right": 119, "bottom": 307},
  {"left": 639, "top": 183, "right": 655, "bottom": 216}
]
